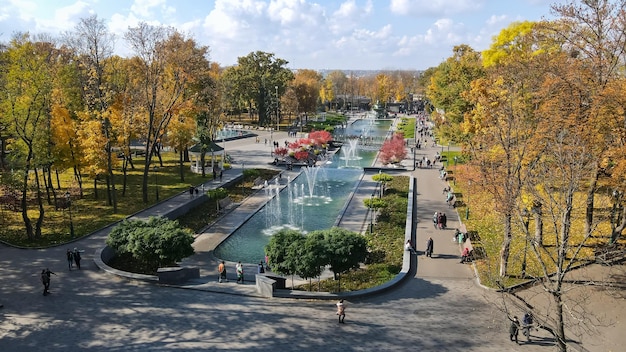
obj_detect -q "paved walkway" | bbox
[0,121,614,351]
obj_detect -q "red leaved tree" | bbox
[294,150,310,161]
[379,133,407,165]
[274,147,288,158]
[309,130,332,146]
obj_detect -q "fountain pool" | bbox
[213,118,390,263]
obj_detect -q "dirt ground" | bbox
[512,263,626,351]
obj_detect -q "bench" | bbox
[218,196,236,213]
[251,177,265,189]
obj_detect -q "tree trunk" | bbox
[200,152,206,178]
[499,212,512,277]
[533,201,543,245]
[121,158,128,197]
[42,166,51,205]
[554,290,567,352]
[21,161,34,240]
[179,148,185,182]
[584,170,598,238]
[33,167,44,238]
[609,204,626,244]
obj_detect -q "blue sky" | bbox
[0,0,557,70]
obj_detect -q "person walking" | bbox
[522,312,534,341]
[336,300,346,323]
[41,269,50,296]
[66,249,74,270]
[509,316,520,344]
[73,248,82,270]
[218,261,226,283]
[426,237,434,258]
[257,261,265,274]
[236,261,244,284]
[41,268,55,295]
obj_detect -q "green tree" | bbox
[323,227,368,292]
[372,172,394,197]
[106,216,195,272]
[297,230,328,290]
[0,33,55,240]
[264,229,305,277]
[426,44,484,143]
[223,51,294,126]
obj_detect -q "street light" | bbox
[153,166,159,201]
[64,191,74,238]
[275,86,279,133]
[465,180,471,220]
[453,156,458,185]
[369,195,374,234]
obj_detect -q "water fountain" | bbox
[213,119,393,263]
[340,138,362,168]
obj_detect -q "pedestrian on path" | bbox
[509,316,520,344]
[41,268,55,295]
[336,300,346,323]
[405,240,417,254]
[236,261,244,284]
[73,248,82,269]
[218,261,226,283]
[426,237,434,257]
[257,261,265,273]
[66,249,74,270]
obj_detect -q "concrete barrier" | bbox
[256,275,276,298]
[157,267,200,284]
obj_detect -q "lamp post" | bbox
[369,195,374,234]
[453,156,458,185]
[64,191,74,238]
[275,85,279,133]
[465,180,471,220]
[521,208,530,279]
[153,166,159,201]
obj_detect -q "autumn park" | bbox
[1,1,626,351]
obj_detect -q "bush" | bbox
[106,217,195,273]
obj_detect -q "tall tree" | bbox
[0,33,55,240]
[550,0,626,241]
[124,23,211,203]
[64,15,119,211]
[292,69,321,116]
[466,21,548,277]
[427,44,484,143]
[223,51,293,126]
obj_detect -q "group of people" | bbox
[405,237,434,257]
[509,312,535,344]
[218,259,270,284]
[433,211,448,229]
[66,248,83,270]
[217,260,245,283]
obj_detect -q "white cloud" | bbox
[390,0,485,16]
[486,14,508,26]
[130,0,166,18]
[328,0,373,35]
